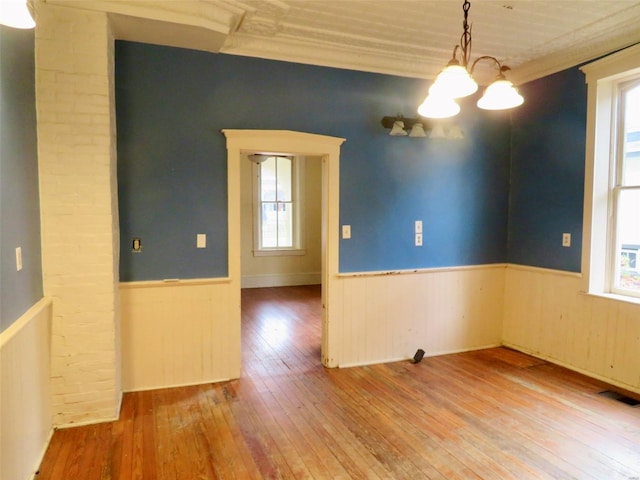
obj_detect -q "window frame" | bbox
[581,44,640,302]
[252,155,306,257]
[610,79,640,296]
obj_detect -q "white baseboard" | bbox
[338,344,503,369]
[241,272,321,289]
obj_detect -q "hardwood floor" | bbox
[37,285,640,479]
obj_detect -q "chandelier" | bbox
[418,0,524,119]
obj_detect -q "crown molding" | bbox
[41,0,243,52]
[43,0,242,33]
[221,33,443,80]
[509,5,640,85]
[581,42,640,83]
[38,0,640,86]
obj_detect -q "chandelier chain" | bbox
[460,0,473,67]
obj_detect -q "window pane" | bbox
[261,157,277,202]
[276,157,292,202]
[261,202,278,247]
[622,84,640,186]
[256,156,297,251]
[614,188,640,293]
[277,203,293,247]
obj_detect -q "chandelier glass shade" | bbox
[417,93,460,119]
[429,63,478,99]
[476,77,524,110]
[419,0,523,119]
[0,0,35,29]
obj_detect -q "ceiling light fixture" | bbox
[418,0,523,119]
[0,0,35,29]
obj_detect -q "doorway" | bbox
[239,151,323,369]
[223,130,345,368]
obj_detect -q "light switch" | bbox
[415,220,423,234]
[197,234,207,248]
[16,247,23,271]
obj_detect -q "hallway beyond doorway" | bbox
[241,285,323,377]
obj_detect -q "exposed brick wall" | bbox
[35,4,120,426]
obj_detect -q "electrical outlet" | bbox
[562,233,571,247]
[197,234,207,248]
[16,247,22,271]
[342,225,351,239]
[415,233,423,246]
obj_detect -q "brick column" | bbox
[35,4,120,426]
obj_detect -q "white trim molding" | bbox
[223,129,345,368]
[580,43,640,297]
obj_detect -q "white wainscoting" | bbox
[0,298,53,480]
[330,265,506,367]
[119,264,640,394]
[503,265,640,394]
[120,279,240,392]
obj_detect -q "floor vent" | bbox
[598,390,640,407]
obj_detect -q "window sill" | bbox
[580,291,640,306]
[253,249,307,257]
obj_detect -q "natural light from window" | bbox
[582,44,640,301]
[258,156,295,250]
[613,83,640,295]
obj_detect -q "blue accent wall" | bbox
[0,26,43,332]
[116,41,512,280]
[508,68,587,272]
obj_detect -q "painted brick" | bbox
[35,3,120,427]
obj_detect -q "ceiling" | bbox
[47,0,640,85]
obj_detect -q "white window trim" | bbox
[252,155,306,256]
[581,43,640,302]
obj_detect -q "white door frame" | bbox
[223,130,345,368]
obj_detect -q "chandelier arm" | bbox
[450,44,460,63]
[469,55,503,75]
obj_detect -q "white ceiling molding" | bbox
[508,4,640,84]
[221,32,448,79]
[109,13,230,53]
[40,0,640,84]
[42,0,245,52]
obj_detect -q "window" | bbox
[253,155,305,256]
[582,44,640,300]
[612,82,640,295]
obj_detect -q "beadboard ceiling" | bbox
[47,0,640,84]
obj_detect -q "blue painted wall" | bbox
[116,41,511,280]
[0,26,43,332]
[508,68,587,272]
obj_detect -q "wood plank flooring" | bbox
[36,285,640,479]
